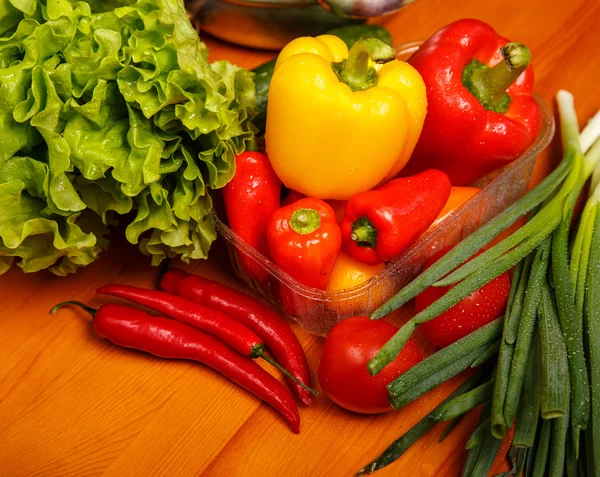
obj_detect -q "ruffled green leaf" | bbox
[0,0,256,275]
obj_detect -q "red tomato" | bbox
[318,316,422,414]
[416,247,511,348]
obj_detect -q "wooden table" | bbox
[2,1,599,476]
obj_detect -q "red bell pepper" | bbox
[267,198,341,289]
[341,169,451,265]
[401,19,541,186]
[223,151,281,282]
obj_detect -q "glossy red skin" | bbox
[341,169,451,265]
[416,247,512,348]
[267,197,342,289]
[161,269,313,406]
[318,317,422,414]
[223,151,281,282]
[401,19,541,186]
[97,285,264,357]
[91,303,300,433]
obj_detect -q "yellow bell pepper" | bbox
[326,251,392,315]
[266,35,427,200]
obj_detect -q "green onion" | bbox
[549,412,570,477]
[356,369,487,475]
[388,342,490,410]
[532,419,552,477]
[471,339,501,368]
[387,319,502,408]
[586,204,600,476]
[568,435,580,477]
[462,411,487,477]
[432,379,494,421]
[538,281,570,419]
[506,253,535,345]
[492,255,532,438]
[438,415,465,442]
[552,218,590,433]
[503,238,550,426]
[513,330,541,448]
[466,415,492,450]
[466,425,503,477]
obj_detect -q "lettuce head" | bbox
[0,0,256,275]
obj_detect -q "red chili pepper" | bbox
[161,269,314,406]
[340,169,451,265]
[96,285,316,396]
[51,301,300,433]
[401,19,541,186]
[267,197,342,290]
[223,151,281,282]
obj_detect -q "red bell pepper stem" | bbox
[351,217,378,248]
[161,269,314,406]
[51,301,301,433]
[333,38,396,92]
[463,42,532,113]
[96,285,317,396]
[290,208,321,235]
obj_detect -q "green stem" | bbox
[356,368,487,476]
[50,300,96,317]
[351,217,378,247]
[586,205,600,477]
[463,42,531,113]
[253,347,319,396]
[502,238,550,425]
[538,281,570,419]
[332,38,396,92]
[290,208,321,235]
[581,110,600,154]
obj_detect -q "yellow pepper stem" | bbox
[290,208,321,235]
[351,217,378,247]
[332,38,397,92]
[462,42,531,114]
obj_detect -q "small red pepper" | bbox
[223,151,281,282]
[96,284,316,396]
[341,169,451,265]
[161,269,314,406]
[267,198,342,289]
[51,301,300,433]
[401,19,541,186]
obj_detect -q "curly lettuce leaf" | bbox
[0,0,257,275]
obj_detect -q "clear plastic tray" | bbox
[214,42,556,336]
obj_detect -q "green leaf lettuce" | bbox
[0,0,256,275]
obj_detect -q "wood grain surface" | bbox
[2,1,600,476]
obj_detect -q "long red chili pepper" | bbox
[161,269,314,406]
[96,285,316,396]
[51,301,300,433]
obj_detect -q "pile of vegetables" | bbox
[0,0,256,275]
[226,16,600,476]
[357,93,600,475]
[222,19,543,325]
